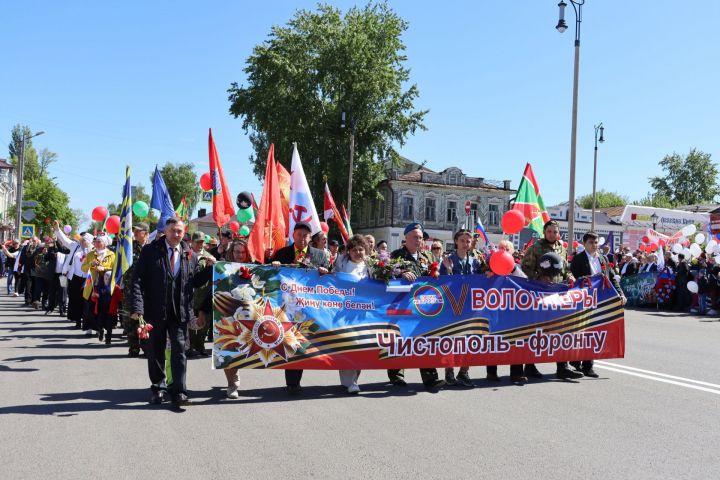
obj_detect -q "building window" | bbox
[448,173,457,185]
[446,201,457,222]
[470,202,479,225]
[377,198,385,223]
[401,196,414,220]
[488,204,500,226]
[425,198,436,222]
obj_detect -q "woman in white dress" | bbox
[332,234,370,394]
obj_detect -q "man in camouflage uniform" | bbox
[123,222,149,357]
[189,231,214,356]
[520,221,582,380]
[521,220,575,284]
[388,223,446,391]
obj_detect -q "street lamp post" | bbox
[590,123,605,232]
[651,212,658,231]
[15,130,45,239]
[556,0,585,251]
[341,111,355,221]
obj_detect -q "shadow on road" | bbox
[0,388,158,415]
[0,364,39,372]
[3,354,131,362]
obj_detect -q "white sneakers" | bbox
[347,384,361,394]
[227,384,239,399]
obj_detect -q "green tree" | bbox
[648,149,719,206]
[577,190,629,209]
[149,162,200,217]
[7,124,77,235]
[8,125,40,181]
[24,176,77,237]
[228,2,427,208]
[632,193,674,209]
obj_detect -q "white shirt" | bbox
[585,250,602,275]
[335,256,369,280]
[166,241,180,277]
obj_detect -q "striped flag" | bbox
[110,166,133,294]
[512,163,550,237]
[175,195,188,220]
[341,204,353,237]
[323,183,350,243]
[474,218,490,245]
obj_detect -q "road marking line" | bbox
[595,361,720,389]
[594,364,720,395]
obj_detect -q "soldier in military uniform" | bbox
[388,223,446,391]
[520,220,582,380]
[189,231,214,356]
[123,222,149,357]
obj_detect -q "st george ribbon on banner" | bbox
[212,263,625,370]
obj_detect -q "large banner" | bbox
[212,263,625,370]
[619,272,659,307]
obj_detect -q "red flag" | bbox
[324,183,350,243]
[276,161,291,237]
[248,144,287,263]
[208,128,235,228]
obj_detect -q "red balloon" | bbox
[200,172,212,191]
[639,244,646,252]
[501,210,525,234]
[91,206,108,222]
[659,239,666,247]
[105,215,121,234]
[573,240,579,249]
[228,220,240,233]
[563,241,568,248]
[319,222,329,234]
[489,250,515,276]
[649,243,659,252]
[642,235,650,244]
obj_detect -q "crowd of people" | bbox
[1,217,641,407]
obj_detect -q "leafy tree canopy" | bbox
[228,1,427,207]
[578,190,629,209]
[648,149,719,206]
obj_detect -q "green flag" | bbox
[512,163,550,237]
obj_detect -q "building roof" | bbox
[0,158,14,169]
[674,204,719,214]
[387,158,514,192]
[598,206,626,218]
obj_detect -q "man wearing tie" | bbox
[131,218,199,406]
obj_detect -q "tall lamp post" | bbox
[340,111,356,221]
[15,130,45,239]
[590,122,605,232]
[651,212,658,231]
[556,0,585,250]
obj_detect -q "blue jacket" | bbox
[439,252,484,275]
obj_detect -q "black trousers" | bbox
[486,365,524,377]
[286,370,303,387]
[67,275,86,322]
[146,315,188,395]
[387,368,439,385]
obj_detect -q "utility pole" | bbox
[15,130,44,239]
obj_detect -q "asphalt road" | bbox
[2,286,720,480]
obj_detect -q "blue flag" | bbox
[151,166,176,232]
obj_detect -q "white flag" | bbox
[288,143,322,236]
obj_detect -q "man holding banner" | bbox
[388,223,446,391]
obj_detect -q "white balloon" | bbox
[695,233,706,245]
[682,224,697,237]
[682,248,692,258]
[687,281,699,293]
[706,240,717,253]
[598,237,606,246]
[715,254,720,264]
[671,243,683,254]
[690,243,702,258]
[715,244,720,255]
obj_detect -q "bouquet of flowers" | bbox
[137,315,154,340]
[366,255,416,283]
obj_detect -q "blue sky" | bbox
[2,1,719,225]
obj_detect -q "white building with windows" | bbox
[353,158,515,251]
[0,159,16,241]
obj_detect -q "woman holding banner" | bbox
[332,234,370,394]
[440,229,485,388]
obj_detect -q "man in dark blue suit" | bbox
[131,218,201,406]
